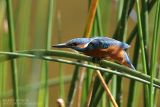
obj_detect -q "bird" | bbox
[52,37,135,70]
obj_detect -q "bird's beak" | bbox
[52,43,68,48]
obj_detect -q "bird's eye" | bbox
[69,43,78,46]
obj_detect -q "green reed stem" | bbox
[127,0,156,44]
[67,65,79,107]
[46,0,54,50]
[40,0,54,107]
[6,0,19,107]
[96,4,103,35]
[150,1,160,107]
[135,0,149,106]
[0,50,160,89]
[141,0,149,73]
[57,10,65,98]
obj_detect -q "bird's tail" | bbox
[123,51,135,70]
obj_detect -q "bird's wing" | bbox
[92,37,130,49]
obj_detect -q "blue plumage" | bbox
[52,36,135,70]
[53,37,130,51]
[82,37,129,51]
[91,37,130,49]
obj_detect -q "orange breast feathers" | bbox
[83,45,130,67]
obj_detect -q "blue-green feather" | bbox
[85,37,130,51]
[93,37,130,49]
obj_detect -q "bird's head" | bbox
[52,38,93,52]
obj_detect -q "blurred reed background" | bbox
[0,0,160,107]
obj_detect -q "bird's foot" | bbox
[92,57,101,63]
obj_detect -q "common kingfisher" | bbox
[52,37,135,70]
